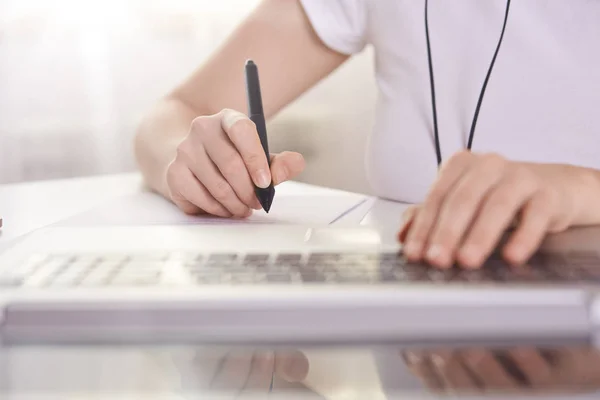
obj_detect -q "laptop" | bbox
[0,223,599,347]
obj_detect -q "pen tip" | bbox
[255,185,274,213]
[246,59,255,66]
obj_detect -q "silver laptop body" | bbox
[0,224,598,347]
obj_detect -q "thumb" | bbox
[269,151,306,185]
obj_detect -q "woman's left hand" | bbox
[399,151,599,269]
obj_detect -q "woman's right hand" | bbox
[166,109,305,218]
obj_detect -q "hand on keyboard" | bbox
[398,152,600,270]
[402,346,600,393]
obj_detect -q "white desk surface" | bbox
[0,174,143,249]
[0,173,409,251]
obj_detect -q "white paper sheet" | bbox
[58,191,368,227]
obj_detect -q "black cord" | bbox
[424,0,442,166]
[425,0,512,165]
[468,0,512,149]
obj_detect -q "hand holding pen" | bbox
[165,61,305,218]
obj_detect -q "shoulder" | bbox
[299,0,376,55]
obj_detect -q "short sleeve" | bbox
[299,0,369,55]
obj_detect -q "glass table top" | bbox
[2,343,600,399]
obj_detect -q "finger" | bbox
[401,351,444,391]
[187,147,252,218]
[460,349,518,389]
[502,189,556,265]
[425,154,507,268]
[274,350,309,383]
[398,206,419,244]
[403,151,474,262]
[505,348,552,387]
[203,126,262,210]
[269,152,306,185]
[221,109,271,189]
[456,170,538,269]
[240,352,276,393]
[167,161,232,218]
[429,350,479,391]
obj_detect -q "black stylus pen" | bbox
[245,59,275,213]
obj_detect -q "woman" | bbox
[134,0,600,269]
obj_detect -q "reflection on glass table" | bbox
[2,344,600,399]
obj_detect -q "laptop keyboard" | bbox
[1,251,599,288]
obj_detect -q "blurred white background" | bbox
[0,0,377,194]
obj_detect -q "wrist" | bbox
[567,166,600,227]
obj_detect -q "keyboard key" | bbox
[121,262,164,272]
[454,269,495,283]
[266,273,292,283]
[380,252,403,261]
[94,261,124,272]
[427,268,457,283]
[98,254,129,263]
[380,268,425,282]
[168,252,203,263]
[299,269,324,282]
[379,255,408,268]
[206,254,239,268]
[276,253,304,263]
[23,259,70,287]
[50,271,85,287]
[244,254,271,264]
[565,251,600,263]
[208,253,238,262]
[79,263,120,287]
[17,254,47,274]
[72,255,101,264]
[494,266,547,283]
[308,252,340,261]
[574,263,600,280]
[0,255,46,282]
[111,272,161,286]
[194,272,226,284]
[544,264,588,282]
[80,273,112,286]
[129,253,169,262]
[230,273,257,284]
[338,253,378,263]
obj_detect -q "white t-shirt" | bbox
[300,0,600,203]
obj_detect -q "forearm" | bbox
[134,96,198,198]
[134,0,347,201]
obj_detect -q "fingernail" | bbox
[507,244,527,264]
[255,169,271,188]
[402,352,424,365]
[221,110,247,131]
[430,354,446,368]
[460,245,482,268]
[403,241,422,257]
[427,244,449,266]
